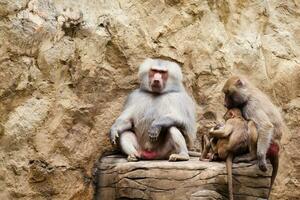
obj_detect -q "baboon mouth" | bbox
[151,83,161,87]
[151,84,162,92]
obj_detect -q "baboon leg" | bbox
[200,135,211,161]
[168,127,189,161]
[120,131,140,162]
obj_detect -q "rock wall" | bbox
[0,0,299,199]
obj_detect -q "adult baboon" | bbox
[110,58,196,162]
[223,76,285,197]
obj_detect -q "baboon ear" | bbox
[224,110,234,119]
[229,111,234,118]
[235,79,244,87]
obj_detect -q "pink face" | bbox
[148,67,168,93]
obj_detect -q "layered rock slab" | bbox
[96,155,272,200]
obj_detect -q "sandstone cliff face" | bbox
[0,0,299,199]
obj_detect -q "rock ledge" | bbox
[96,155,272,200]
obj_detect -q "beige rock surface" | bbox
[0,0,299,199]
[97,155,272,200]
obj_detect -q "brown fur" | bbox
[223,76,285,197]
[200,108,257,200]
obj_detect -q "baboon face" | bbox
[223,108,242,120]
[138,58,183,94]
[148,68,168,93]
[222,76,248,109]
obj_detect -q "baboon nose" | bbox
[154,80,160,84]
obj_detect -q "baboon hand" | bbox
[109,127,119,145]
[210,123,224,132]
[208,127,217,136]
[148,124,161,142]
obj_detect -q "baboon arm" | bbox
[111,107,134,133]
[249,109,273,132]
[251,110,274,140]
[209,124,233,138]
[110,107,135,144]
[112,118,132,133]
[252,110,274,161]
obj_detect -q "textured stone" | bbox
[96,155,271,200]
[0,0,299,199]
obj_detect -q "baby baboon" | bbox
[200,108,257,200]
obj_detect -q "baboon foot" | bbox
[127,154,139,162]
[169,153,189,162]
[199,158,210,162]
[258,159,268,172]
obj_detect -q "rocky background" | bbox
[0,0,299,199]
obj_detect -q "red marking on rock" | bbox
[267,143,279,157]
[141,150,158,159]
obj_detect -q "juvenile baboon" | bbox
[110,58,196,162]
[200,108,257,200]
[223,75,285,197]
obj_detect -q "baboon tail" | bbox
[226,153,234,200]
[268,154,279,198]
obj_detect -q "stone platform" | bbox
[95,155,272,200]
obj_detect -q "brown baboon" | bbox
[223,75,285,197]
[200,108,257,200]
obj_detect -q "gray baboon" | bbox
[110,58,196,162]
